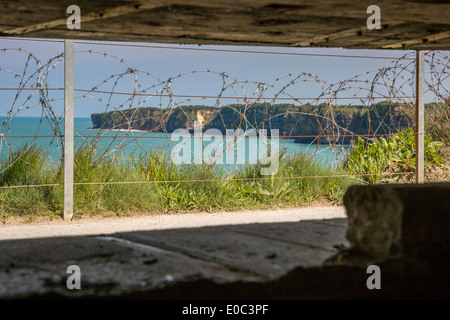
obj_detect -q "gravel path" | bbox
[0,206,346,240]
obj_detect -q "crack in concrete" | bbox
[95,235,269,281]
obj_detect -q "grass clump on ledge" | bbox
[0,142,353,220]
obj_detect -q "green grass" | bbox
[0,142,353,219]
[342,129,445,184]
[426,102,450,147]
[0,144,58,217]
[3,128,444,220]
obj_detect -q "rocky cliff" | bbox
[91,103,412,144]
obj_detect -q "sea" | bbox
[0,117,346,171]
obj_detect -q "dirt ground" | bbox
[0,197,339,226]
[396,162,450,184]
[0,206,346,240]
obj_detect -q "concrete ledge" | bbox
[2,184,449,299]
[343,183,450,265]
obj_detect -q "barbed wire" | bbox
[0,172,412,190]
[0,43,449,187]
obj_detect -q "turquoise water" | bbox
[0,117,345,170]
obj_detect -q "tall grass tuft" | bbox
[0,144,57,215]
[237,151,354,205]
[69,143,158,214]
[0,142,353,219]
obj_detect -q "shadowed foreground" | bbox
[0,183,448,299]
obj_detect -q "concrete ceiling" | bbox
[1,0,450,50]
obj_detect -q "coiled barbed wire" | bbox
[0,47,448,180]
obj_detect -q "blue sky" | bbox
[0,37,427,118]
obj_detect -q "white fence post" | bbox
[415,51,425,184]
[64,39,74,220]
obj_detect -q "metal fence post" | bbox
[415,50,425,184]
[64,39,74,220]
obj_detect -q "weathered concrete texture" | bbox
[1,182,449,299]
[343,183,450,266]
[0,1,449,50]
[120,257,447,299]
[0,235,260,298]
[0,219,348,299]
[113,220,348,279]
[344,186,403,260]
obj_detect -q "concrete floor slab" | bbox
[113,222,344,279]
[0,234,261,298]
[0,211,349,298]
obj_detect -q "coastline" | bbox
[88,127,148,133]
